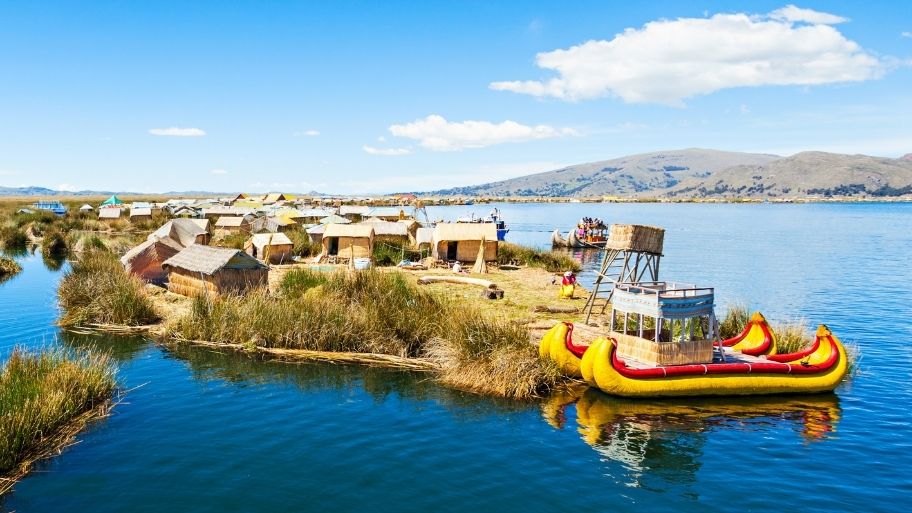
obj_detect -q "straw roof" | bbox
[130,207,152,217]
[263,193,287,204]
[98,208,121,219]
[121,237,183,269]
[79,204,94,211]
[150,219,210,247]
[202,206,254,217]
[215,216,249,227]
[298,208,334,218]
[366,207,406,218]
[162,245,267,275]
[324,223,374,239]
[319,214,351,225]
[433,223,497,241]
[361,221,408,236]
[416,227,434,246]
[306,224,327,235]
[247,232,293,249]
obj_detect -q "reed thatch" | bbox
[121,237,183,284]
[162,245,268,296]
[245,232,294,264]
[613,331,713,366]
[129,207,152,221]
[605,224,665,255]
[98,208,121,220]
[432,223,498,262]
[322,224,374,258]
[150,219,211,247]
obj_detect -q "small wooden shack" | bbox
[245,232,294,264]
[215,216,251,235]
[121,237,183,284]
[162,245,268,296]
[129,207,153,222]
[150,219,211,247]
[322,224,374,259]
[98,208,122,221]
[432,223,498,262]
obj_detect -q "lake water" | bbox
[2,202,911,512]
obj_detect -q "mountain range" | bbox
[430,148,912,199]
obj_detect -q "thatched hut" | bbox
[162,245,268,297]
[322,224,374,259]
[98,208,122,221]
[360,220,410,245]
[339,205,369,221]
[215,216,251,235]
[365,207,408,221]
[121,237,183,284]
[79,204,94,212]
[245,232,294,264]
[129,207,153,222]
[415,227,434,252]
[306,224,326,244]
[432,223,498,262]
[150,219,211,247]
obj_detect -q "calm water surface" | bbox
[2,203,910,512]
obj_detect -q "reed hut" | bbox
[215,216,251,235]
[150,219,211,247]
[79,204,94,212]
[162,245,268,297]
[361,220,410,245]
[245,232,294,264]
[322,224,374,259]
[415,227,434,253]
[98,208,122,221]
[339,205,369,221]
[121,237,183,284]
[432,223,498,262]
[365,207,408,221]
[129,207,153,222]
[262,193,287,205]
[306,224,326,244]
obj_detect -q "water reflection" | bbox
[58,330,150,362]
[543,388,841,489]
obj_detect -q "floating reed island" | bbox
[0,348,117,495]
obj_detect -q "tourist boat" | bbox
[551,222,608,248]
[455,208,508,241]
[539,281,849,397]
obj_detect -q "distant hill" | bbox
[428,148,912,199]
[667,151,912,198]
[429,148,779,197]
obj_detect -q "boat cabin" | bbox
[609,281,717,366]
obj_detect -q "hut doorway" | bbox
[328,237,339,256]
[446,241,458,260]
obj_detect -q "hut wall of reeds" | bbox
[432,223,498,262]
[245,232,294,264]
[321,224,374,259]
[120,237,183,284]
[162,245,268,296]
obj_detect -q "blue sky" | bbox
[0,1,910,193]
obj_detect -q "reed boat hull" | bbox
[551,229,608,248]
[538,322,587,378]
[722,311,777,356]
[580,325,848,398]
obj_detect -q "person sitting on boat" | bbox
[559,271,577,299]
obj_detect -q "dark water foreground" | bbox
[1,203,910,512]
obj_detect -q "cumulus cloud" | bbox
[148,127,206,137]
[902,32,912,38]
[362,145,411,156]
[210,169,228,175]
[388,114,577,151]
[56,183,79,192]
[294,129,320,137]
[490,6,883,106]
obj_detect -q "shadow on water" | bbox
[157,340,535,416]
[542,388,841,491]
[57,330,151,363]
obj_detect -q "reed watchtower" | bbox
[583,224,665,323]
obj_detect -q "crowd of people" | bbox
[576,217,607,240]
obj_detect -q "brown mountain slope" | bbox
[666,152,912,198]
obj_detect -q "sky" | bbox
[0,1,910,194]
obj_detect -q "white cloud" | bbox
[388,114,578,151]
[362,145,411,156]
[210,169,228,175]
[490,6,883,106]
[148,127,206,137]
[294,129,320,137]
[56,183,78,192]
[769,5,848,25]
[377,136,386,142]
[902,32,912,38]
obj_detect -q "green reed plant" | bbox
[0,348,116,491]
[497,242,581,273]
[57,250,158,327]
